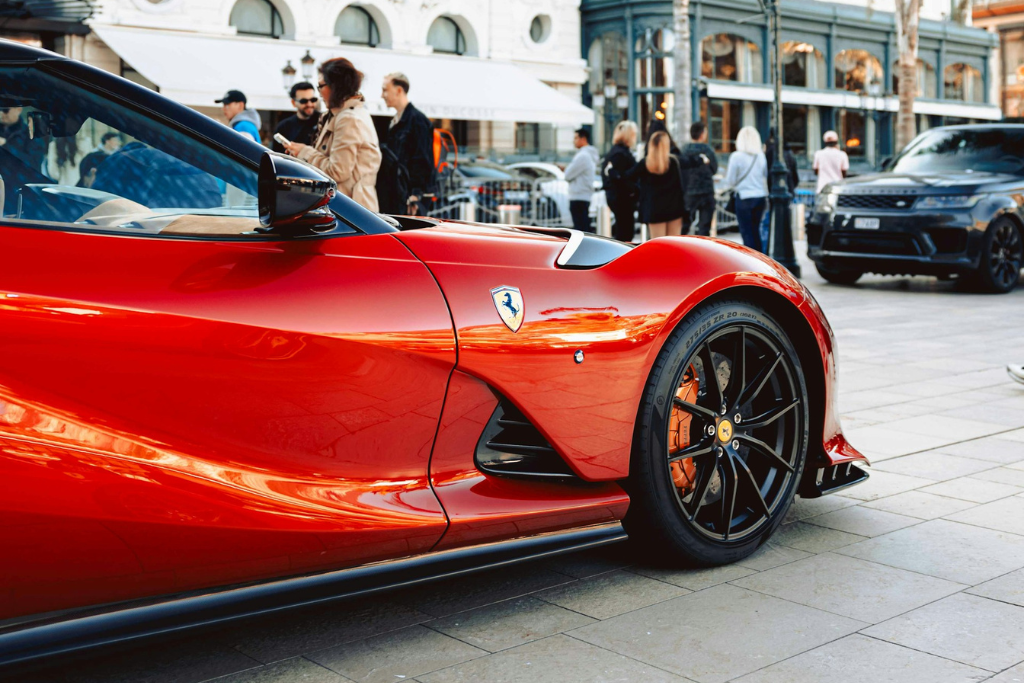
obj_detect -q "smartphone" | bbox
[274,133,290,147]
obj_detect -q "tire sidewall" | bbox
[979,218,1022,294]
[632,299,810,565]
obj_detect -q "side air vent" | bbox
[475,395,577,480]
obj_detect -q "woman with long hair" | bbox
[724,125,768,252]
[629,130,709,238]
[601,120,639,242]
[283,57,381,212]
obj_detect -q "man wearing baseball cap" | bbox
[812,130,849,194]
[215,90,262,144]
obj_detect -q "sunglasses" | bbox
[296,97,318,105]
[317,82,327,90]
[0,108,10,114]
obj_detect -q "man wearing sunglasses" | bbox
[272,82,321,154]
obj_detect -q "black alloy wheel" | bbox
[978,218,1023,294]
[625,300,809,566]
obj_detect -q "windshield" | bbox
[891,128,1024,175]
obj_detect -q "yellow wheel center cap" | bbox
[717,419,734,443]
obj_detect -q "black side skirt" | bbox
[0,523,627,667]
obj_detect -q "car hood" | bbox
[834,171,1021,194]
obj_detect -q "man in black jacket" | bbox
[381,72,437,215]
[681,121,719,236]
[272,82,321,153]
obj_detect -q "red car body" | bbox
[0,39,866,665]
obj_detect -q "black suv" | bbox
[807,125,1024,293]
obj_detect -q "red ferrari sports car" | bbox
[0,40,867,665]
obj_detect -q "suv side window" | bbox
[0,65,261,237]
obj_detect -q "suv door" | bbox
[0,62,454,620]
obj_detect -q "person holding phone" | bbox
[273,82,321,154]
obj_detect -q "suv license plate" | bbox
[854,217,880,230]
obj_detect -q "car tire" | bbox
[976,218,1023,294]
[815,264,862,285]
[623,299,810,566]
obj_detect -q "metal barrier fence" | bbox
[428,177,570,228]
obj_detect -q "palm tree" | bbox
[673,0,693,142]
[894,0,922,152]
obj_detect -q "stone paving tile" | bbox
[969,468,1024,489]
[537,544,634,579]
[731,634,990,683]
[936,404,1024,428]
[772,521,868,553]
[838,389,921,413]
[206,658,349,683]
[946,496,1024,536]
[803,506,920,537]
[999,429,1024,443]
[862,491,978,520]
[231,598,431,664]
[923,437,1024,465]
[534,569,689,620]
[628,563,757,591]
[731,552,965,624]
[782,494,860,524]
[871,453,998,481]
[568,584,866,683]
[307,625,485,683]
[987,662,1024,683]
[416,634,693,683]
[840,425,951,459]
[735,542,812,571]
[881,416,1008,442]
[835,519,1024,585]
[966,568,1024,608]
[863,593,1024,673]
[839,469,936,501]
[920,477,1024,503]
[395,564,573,619]
[29,634,262,683]
[426,596,596,653]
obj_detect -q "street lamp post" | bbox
[763,0,801,277]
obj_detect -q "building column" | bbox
[692,1,703,128]
[626,6,636,124]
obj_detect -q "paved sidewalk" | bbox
[29,248,1024,683]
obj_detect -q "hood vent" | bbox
[475,394,577,480]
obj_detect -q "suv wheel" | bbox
[815,264,862,285]
[977,218,1022,294]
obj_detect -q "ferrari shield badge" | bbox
[490,286,524,333]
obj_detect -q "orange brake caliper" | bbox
[669,365,700,494]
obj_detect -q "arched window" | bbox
[336,5,379,46]
[782,42,826,89]
[428,16,465,55]
[701,34,763,83]
[892,59,936,98]
[229,0,283,38]
[944,63,983,102]
[834,49,884,94]
[635,28,673,90]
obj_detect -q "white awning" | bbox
[90,24,594,125]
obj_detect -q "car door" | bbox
[0,61,454,620]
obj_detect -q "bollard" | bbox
[596,205,612,238]
[792,203,805,241]
[498,204,522,225]
[458,201,476,223]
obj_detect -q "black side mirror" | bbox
[257,152,337,236]
[880,156,893,172]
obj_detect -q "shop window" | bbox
[944,63,983,102]
[782,42,825,89]
[834,49,883,94]
[892,59,936,98]
[515,123,540,154]
[229,0,284,38]
[336,6,379,47]
[428,16,466,55]
[638,93,674,142]
[782,104,808,159]
[636,27,673,90]
[837,108,876,163]
[700,98,743,154]
[701,33,763,83]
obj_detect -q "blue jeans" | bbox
[735,196,767,253]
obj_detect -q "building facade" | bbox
[582,0,1000,168]
[973,0,1024,120]
[54,0,592,159]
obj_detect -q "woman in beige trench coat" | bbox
[284,57,381,212]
